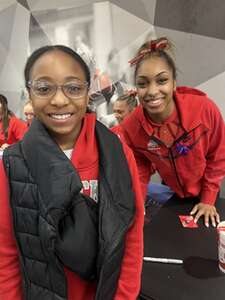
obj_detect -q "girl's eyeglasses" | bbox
[27,80,89,100]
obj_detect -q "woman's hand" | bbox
[190,203,220,227]
[0,143,9,150]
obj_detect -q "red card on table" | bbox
[179,215,199,228]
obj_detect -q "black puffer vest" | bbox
[3,118,135,300]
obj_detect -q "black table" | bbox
[140,197,225,300]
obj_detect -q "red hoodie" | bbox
[0,116,27,147]
[119,87,225,205]
[0,113,144,300]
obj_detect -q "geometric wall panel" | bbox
[0,0,16,10]
[0,2,30,114]
[0,0,224,121]
[29,14,52,53]
[155,27,225,87]
[197,71,225,119]
[0,4,17,63]
[17,0,29,10]
[110,0,156,24]
[155,0,225,40]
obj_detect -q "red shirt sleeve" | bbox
[114,143,144,300]
[0,160,23,300]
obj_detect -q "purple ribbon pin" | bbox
[176,142,190,155]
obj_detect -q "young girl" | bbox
[0,45,144,300]
[0,94,27,150]
[119,37,225,227]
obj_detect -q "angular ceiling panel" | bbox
[29,14,52,53]
[0,4,17,51]
[155,26,225,87]
[154,0,225,40]
[197,71,225,120]
[0,0,16,11]
[0,3,30,114]
[110,0,156,24]
[0,3,18,74]
[110,3,152,49]
[26,0,95,11]
[17,0,30,10]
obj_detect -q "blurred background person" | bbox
[113,90,138,124]
[90,69,118,128]
[0,94,27,151]
[23,100,34,127]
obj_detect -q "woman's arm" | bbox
[0,161,23,300]
[114,144,144,300]
[191,101,225,227]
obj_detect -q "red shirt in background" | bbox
[0,116,27,147]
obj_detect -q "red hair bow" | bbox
[129,37,169,66]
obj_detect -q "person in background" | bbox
[118,37,225,227]
[0,45,144,300]
[0,94,27,150]
[23,100,34,126]
[113,90,138,124]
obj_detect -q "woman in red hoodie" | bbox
[0,94,27,150]
[0,45,144,300]
[119,37,225,227]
